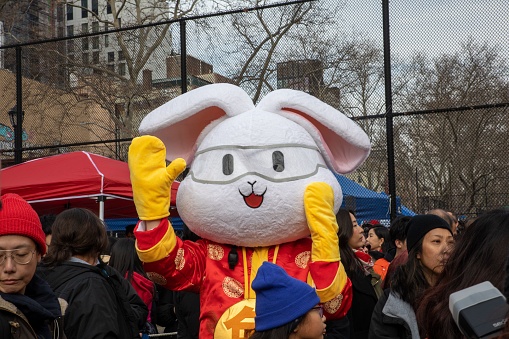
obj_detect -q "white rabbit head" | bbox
[139,84,370,247]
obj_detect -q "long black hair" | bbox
[336,208,364,277]
[390,237,429,310]
[108,238,148,282]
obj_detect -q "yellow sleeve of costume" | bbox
[304,182,347,302]
[135,219,177,263]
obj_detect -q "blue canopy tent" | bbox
[336,174,414,226]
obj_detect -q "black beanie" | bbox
[406,214,452,252]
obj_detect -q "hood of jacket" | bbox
[382,292,420,339]
[0,273,61,338]
[38,261,99,290]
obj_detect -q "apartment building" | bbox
[64,0,173,82]
[0,0,64,83]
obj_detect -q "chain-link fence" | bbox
[1,0,508,220]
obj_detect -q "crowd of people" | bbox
[0,192,508,338]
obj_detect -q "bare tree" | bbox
[200,0,340,102]
[397,39,509,214]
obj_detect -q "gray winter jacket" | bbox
[369,290,421,339]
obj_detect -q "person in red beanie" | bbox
[0,193,64,338]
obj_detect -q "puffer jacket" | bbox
[38,261,147,339]
[369,290,420,339]
[0,274,65,339]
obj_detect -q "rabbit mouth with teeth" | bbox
[239,183,266,209]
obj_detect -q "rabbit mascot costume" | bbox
[129,84,371,338]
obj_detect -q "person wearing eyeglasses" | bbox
[0,193,64,338]
[249,262,326,339]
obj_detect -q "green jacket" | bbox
[0,295,39,339]
[0,296,65,339]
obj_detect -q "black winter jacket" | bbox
[174,290,200,339]
[368,290,420,339]
[346,270,381,339]
[38,261,148,339]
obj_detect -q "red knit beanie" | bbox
[0,193,46,255]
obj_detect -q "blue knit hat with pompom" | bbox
[252,261,320,331]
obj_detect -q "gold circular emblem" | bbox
[214,299,256,339]
[324,293,343,314]
[146,272,167,286]
[222,276,244,298]
[295,251,311,269]
[208,244,224,261]
[175,248,185,270]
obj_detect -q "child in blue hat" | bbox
[250,261,326,339]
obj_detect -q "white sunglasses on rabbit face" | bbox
[188,144,328,185]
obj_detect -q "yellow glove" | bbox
[304,182,340,262]
[128,135,186,220]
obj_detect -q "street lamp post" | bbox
[8,105,24,164]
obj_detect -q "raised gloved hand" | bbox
[304,182,340,262]
[128,135,186,220]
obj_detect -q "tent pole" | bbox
[98,196,105,221]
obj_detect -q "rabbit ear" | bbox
[257,89,371,174]
[139,84,254,162]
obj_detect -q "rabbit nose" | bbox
[248,181,257,187]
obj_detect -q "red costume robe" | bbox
[136,219,352,339]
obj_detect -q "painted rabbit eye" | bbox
[222,154,234,175]
[272,151,284,172]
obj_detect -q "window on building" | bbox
[66,4,73,20]
[81,0,88,18]
[67,25,74,36]
[104,35,109,47]
[82,37,89,50]
[118,63,126,76]
[92,0,98,15]
[81,22,88,33]
[82,53,89,64]
[58,27,64,38]
[93,51,100,64]
[92,21,99,33]
[118,50,124,60]
[108,52,115,62]
[107,2,112,14]
[92,36,99,49]
[117,18,121,28]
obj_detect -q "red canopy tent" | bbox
[0,151,179,219]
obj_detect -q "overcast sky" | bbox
[338,0,509,58]
[177,0,509,79]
